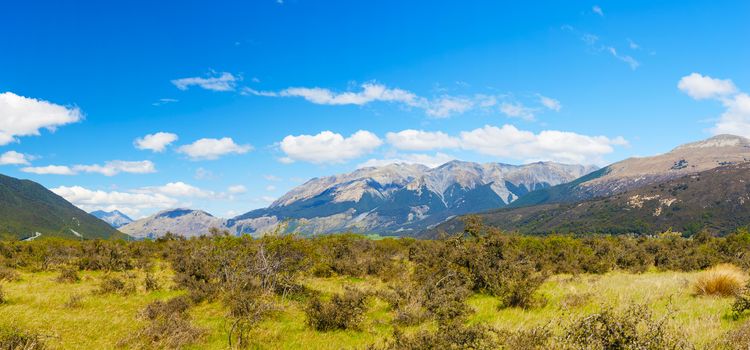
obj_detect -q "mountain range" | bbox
[118,161,596,238]
[0,174,124,240]
[430,134,750,236]
[90,210,133,228]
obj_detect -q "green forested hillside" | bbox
[0,173,123,240]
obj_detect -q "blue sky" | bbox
[1,0,748,218]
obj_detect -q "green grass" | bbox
[0,266,744,349]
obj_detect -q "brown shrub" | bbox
[55,267,80,283]
[558,305,692,350]
[694,264,748,297]
[0,284,5,304]
[372,321,502,350]
[143,272,160,291]
[96,276,135,295]
[0,325,46,350]
[0,267,20,282]
[498,325,553,350]
[723,319,750,349]
[119,296,204,349]
[305,288,368,331]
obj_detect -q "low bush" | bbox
[96,276,135,295]
[372,321,502,350]
[498,325,553,350]
[0,325,46,350]
[119,296,204,349]
[722,319,750,349]
[732,281,750,319]
[378,281,428,326]
[0,267,20,282]
[694,264,748,297]
[143,272,160,291]
[305,288,368,331]
[55,267,80,283]
[558,305,692,350]
[0,284,5,304]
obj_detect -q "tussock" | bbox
[693,263,748,297]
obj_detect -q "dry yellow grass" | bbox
[693,263,748,297]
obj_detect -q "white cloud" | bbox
[265,185,276,192]
[566,26,641,70]
[228,185,247,194]
[21,165,76,175]
[459,124,627,165]
[73,160,156,176]
[425,96,475,118]
[177,137,252,160]
[0,151,32,165]
[606,47,639,70]
[194,167,214,180]
[678,73,737,100]
[538,95,562,111]
[678,73,750,138]
[51,185,179,219]
[279,83,422,106]
[21,160,156,176]
[134,132,178,152]
[137,182,214,198]
[0,92,83,145]
[500,102,536,121]
[592,5,604,16]
[171,72,239,92]
[263,174,282,182]
[627,38,640,50]
[279,130,383,164]
[358,152,456,169]
[386,130,460,151]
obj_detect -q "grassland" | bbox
[0,264,744,349]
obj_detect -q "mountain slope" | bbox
[120,208,228,239]
[429,162,750,236]
[90,210,133,228]
[0,173,123,240]
[510,134,750,208]
[230,161,597,236]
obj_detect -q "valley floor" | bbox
[0,265,743,349]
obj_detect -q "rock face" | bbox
[119,209,228,239]
[90,210,133,228]
[429,162,750,237]
[0,173,122,240]
[231,161,597,236]
[511,134,750,207]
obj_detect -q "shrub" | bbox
[119,296,204,349]
[96,276,135,295]
[723,319,750,349]
[378,282,428,326]
[498,325,553,350]
[558,305,692,350]
[0,325,46,350]
[64,294,84,309]
[305,288,368,331]
[0,284,5,304]
[732,281,750,319]
[55,267,80,283]
[144,272,160,291]
[560,292,593,310]
[0,267,20,282]
[694,263,748,297]
[372,321,502,350]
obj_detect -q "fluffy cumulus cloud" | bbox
[678,73,737,100]
[0,92,82,145]
[52,181,220,218]
[21,160,156,176]
[51,186,179,219]
[177,137,252,160]
[0,151,32,165]
[279,130,383,164]
[171,72,239,92]
[358,152,456,169]
[134,132,178,152]
[678,73,750,138]
[459,125,627,164]
[386,130,460,151]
